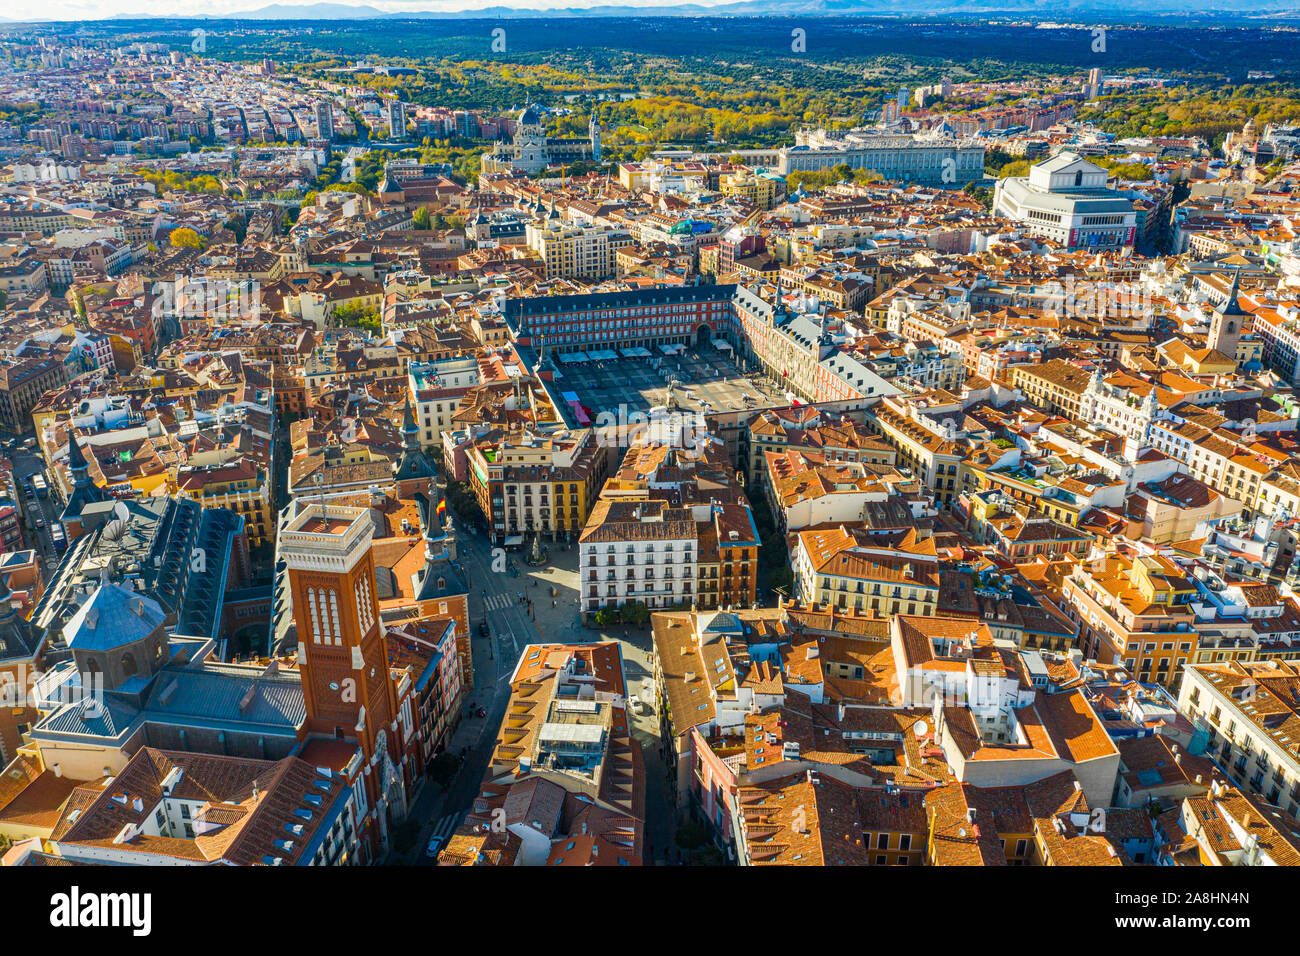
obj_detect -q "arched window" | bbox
[361,577,373,627]
[1074,170,1083,186]
[329,591,341,645]
[355,578,373,633]
[121,652,138,678]
[316,588,332,644]
[308,587,321,643]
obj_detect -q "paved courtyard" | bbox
[555,341,786,423]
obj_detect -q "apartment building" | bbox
[862,396,964,508]
[894,615,1120,806]
[3,746,363,865]
[467,427,608,543]
[1062,548,1198,689]
[1179,659,1300,820]
[176,459,274,549]
[795,525,941,616]
[965,492,1093,561]
[745,406,895,485]
[578,497,758,617]
[651,607,803,829]
[0,356,68,434]
[525,218,621,280]
[764,453,900,533]
[0,205,74,236]
[925,772,1132,866]
[1125,472,1243,546]
[1163,781,1300,865]
[0,573,43,771]
[719,169,781,210]
[1253,301,1300,386]
[1010,358,1094,419]
[0,257,48,298]
[695,503,760,613]
[408,357,480,449]
[1149,418,1273,518]
[580,499,697,615]
[444,642,645,866]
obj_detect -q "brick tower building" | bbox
[280,503,410,851]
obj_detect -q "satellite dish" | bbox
[914,720,929,738]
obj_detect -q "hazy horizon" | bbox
[9,0,1300,26]
[13,0,733,21]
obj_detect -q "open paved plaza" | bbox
[555,340,787,424]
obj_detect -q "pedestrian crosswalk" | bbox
[480,592,518,613]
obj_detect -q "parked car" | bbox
[426,835,445,859]
[478,621,490,638]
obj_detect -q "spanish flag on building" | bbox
[436,498,447,518]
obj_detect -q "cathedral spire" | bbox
[401,394,420,452]
[1225,267,1243,311]
[393,395,437,489]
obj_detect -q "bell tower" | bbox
[392,395,437,499]
[281,503,396,762]
[1207,269,1248,361]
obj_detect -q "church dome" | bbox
[518,104,542,127]
[63,583,167,652]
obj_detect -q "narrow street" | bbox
[4,443,65,577]
[399,527,544,865]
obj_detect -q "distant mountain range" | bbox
[232,2,387,16]
[216,0,1300,20]
[5,0,1298,24]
